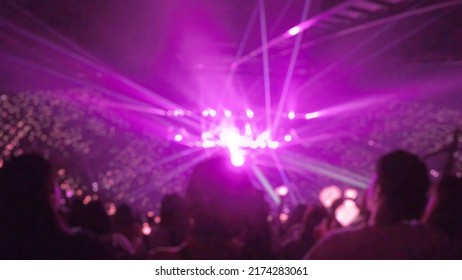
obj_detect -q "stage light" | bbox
[142,222,152,236]
[268,141,280,149]
[279,213,289,223]
[275,185,289,197]
[344,188,358,200]
[335,199,360,227]
[209,109,217,117]
[288,111,295,120]
[224,109,232,118]
[284,134,292,142]
[304,112,320,120]
[230,151,245,167]
[246,109,255,119]
[174,134,183,142]
[202,110,209,117]
[319,185,342,208]
[287,26,301,36]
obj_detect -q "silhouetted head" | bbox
[185,156,271,258]
[370,150,430,224]
[114,204,134,227]
[0,154,58,227]
[424,175,462,236]
[81,200,112,235]
[160,193,186,227]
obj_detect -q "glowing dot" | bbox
[276,185,289,197]
[209,109,217,117]
[284,134,292,142]
[57,169,66,176]
[430,169,439,178]
[202,110,209,117]
[245,109,254,119]
[83,195,92,205]
[288,111,295,120]
[142,223,152,236]
[174,134,183,142]
[319,185,342,208]
[154,216,161,224]
[147,211,154,218]
[335,199,360,227]
[230,152,245,167]
[65,190,73,198]
[76,189,83,196]
[268,141,280,149]
[288,26,301,36]
[107,203,116,216]
[344,188,358,200]
[224,110,232,118]
[304,112,320,120]
[279,213,289,223]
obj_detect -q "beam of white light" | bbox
[282,152,369,188]
[250,163,281,205]
[293,0,462,55]
[0,18,197,120]
[233,0,363,67]
[154,147,203,166]
[272,0,312,137]
[259,0,273,138]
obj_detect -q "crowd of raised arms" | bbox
[1,150,462,259]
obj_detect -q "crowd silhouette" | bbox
[0,150,461,259]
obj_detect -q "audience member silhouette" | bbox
[149,193,188,250]
[306,150,449,259]
[150,156,272,259]
[0,154,111,259]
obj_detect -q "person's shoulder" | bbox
[304,226,367,260]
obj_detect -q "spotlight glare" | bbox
[174,134,183,142]
[268,141,280,149]
[305,112,320,120]
[287,26,301,36]
[245,109,255,119]
[319,185,342,208]
[276,185,289,197]
[202,110,209,117]
[224,109,232,118]
[283,134,292,142]
[209,109,217,117]
[288,111,295,120]
[230,152,245,167]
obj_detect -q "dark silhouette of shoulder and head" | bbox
[306,150,448,259]
[0,154,111,259]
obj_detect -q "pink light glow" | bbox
[246,109,254,119]
[209,109,217,117]
[344,188,359,200]
[276,185,289,197]
[142,222,152,236]
[268,141,280,149]
[279,213,289,223]
[284,134,292,142]
[202,110,209,117]
[304,112,320,120]
[335,199,360,227]
[230,152,245,167]
[319,185,342,208]
[287,26,301,36]
[174,134,183,142]
[288,111,296,120]
[224,109,232,118]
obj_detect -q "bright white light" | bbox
[276,185,289,197]
[319,185,342,208]
[202,110,209,117]
[344,188,358,200]
[224,109,232,118]
[288,111,295,120]
[335,199,360,227]
[288,26,301,36]
[209,109,217,117]
[142,222,152,235]
[173,109,184,117]
[244,123,253,136]
[284,134,292,142]
[246,109,254,119]
[230,153,245,167]
[174,134,183,142]
[304,112,320,120]
[268,141,280,149]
